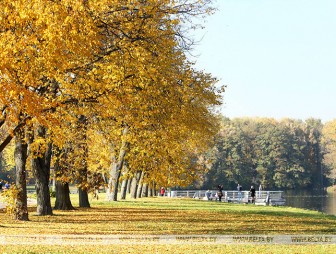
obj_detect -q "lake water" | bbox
[283,190,336,216]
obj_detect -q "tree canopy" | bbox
[0,0,222,217]
[202,117,332,190]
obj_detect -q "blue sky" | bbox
[192,0,336,123]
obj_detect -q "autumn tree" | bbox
[1,0,221,213]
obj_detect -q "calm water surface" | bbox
[284,190,336,216]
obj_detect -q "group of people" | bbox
[212,183,259,203]
[237,184,257,203]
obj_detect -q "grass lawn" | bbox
[0,194,335,253]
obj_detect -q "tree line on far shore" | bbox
[198,117,336,191]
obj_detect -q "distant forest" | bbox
[200,117,336,191]
[2,117,336,192]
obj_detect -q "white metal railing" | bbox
[169,190,200,198]
[169,190,284,202]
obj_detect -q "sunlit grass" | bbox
[1,195,335,253]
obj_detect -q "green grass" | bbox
[1,194,335,253]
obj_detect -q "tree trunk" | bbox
[142,183,148,197]
[107,161,122,201]
[152,182,157,196]
[14,132,28,221]
[136,171,144,198]
[130,171,142,199]
[79,188,90,208]
[76,115,91,208]
[127,178,132,194]
[120,177,128,200]
[106,126,129,201]
[53,147,74,210]
[120,163,129,200]
[30,126,53,216]
[33,159,53,216]
[54,181,74,210]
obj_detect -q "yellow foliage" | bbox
[0,185,19,216]
[0,0,222,186]
[1,140,15,171]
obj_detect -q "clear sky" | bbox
[192,0,336,123]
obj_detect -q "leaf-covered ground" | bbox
[1,196,335,235]
[0,196,335,253]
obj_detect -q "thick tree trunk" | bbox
[14,132,28,221]
[79,188,90,208]
[54,181,74,210]
[31,126,53,216]
[136,171,144,198]
[34,171,53,216]
[53,146,74,210]
[130,171,142,199]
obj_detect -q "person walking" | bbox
[206,190,212,201]
[237,184,242,201]
[160,187,165,197]
[250,186,256,204]
[217,185,223,202]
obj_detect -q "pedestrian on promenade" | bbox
[160,187,165,196]
[250,186,256,203]
[237,184,242,201]
[217,184,223,202]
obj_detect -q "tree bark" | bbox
[130,171,142,199]
[126,177,132,194]
[142,183,148,197]
[30,126,53,216]
[107,161,122,201]
[14,131,28,221]
[54,181,74,210]
[152,182,157,196]
[79,188,90,208]
[76,115,91,208]
[136,171,144,198]
[106,126,129,201]
[120,177,128,200]
[53,145,74,210]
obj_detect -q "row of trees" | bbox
[201,117,336,191]
[0,0,222,220]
